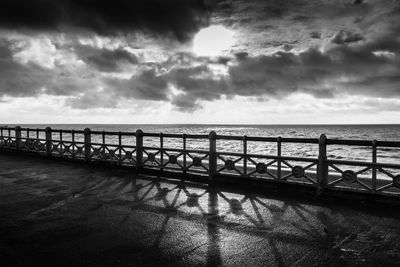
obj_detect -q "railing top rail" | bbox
[215,135,319,143]
[20,128,46,132]
[51,129,85,134]
[0,126,16,130]
[142,132,209,139]
[327,139,400,147]
[90,130,135,136]
[1,126,400,148]
[377,140,400,147]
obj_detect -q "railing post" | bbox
[118,131,122,164]
[45,127,52,157]
[317,134,328,194]
[84,128,91,162]
[15,126,21,151]
[183,134,187,174]
[135,129,143,171]
[102,131,106,156]
[59,130,63,157]
[277,136,282,179]
[372,139,377,192]
[243,135,247,176]
[160,133,164,171]
[71,130,76,159]
[209,131,217,181]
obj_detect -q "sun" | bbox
[192,25,234,57]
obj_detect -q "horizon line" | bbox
[3,123,400,126]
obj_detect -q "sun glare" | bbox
[192,25,234,57]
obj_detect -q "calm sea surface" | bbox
[13,124,400,165]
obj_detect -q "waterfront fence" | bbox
[1,126,400,197]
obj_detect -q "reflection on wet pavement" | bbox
[1,153,400,266]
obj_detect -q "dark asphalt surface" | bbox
[0,153,400,266]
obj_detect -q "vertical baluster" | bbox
[118,132,122,164]
[243,135,247,176]
[160,133,164,171]
[209,131,217,181]
[183,134,187,173]
[0,127,3,146]
[372,140,377,193]
[277,137,282,179]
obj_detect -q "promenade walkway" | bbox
[0,153,400,266]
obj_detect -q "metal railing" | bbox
[1,126,399,197]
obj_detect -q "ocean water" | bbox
[12,124,400,165]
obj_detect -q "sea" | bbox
[11,124,400,166]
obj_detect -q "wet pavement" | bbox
[0,153,400,266]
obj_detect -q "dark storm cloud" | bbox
[0,60,98,98]
[339,75,400,97]
[331,30,364,45]
[0,0,213,42]
[152,44,400,110]
[234,52,249,61]
[0,40,50,97]
[54,67,169,110]
[227,46,400,99]
[0,61,51,97]
[299,88,336,99]
[74,45,138,72]
[167,65,229,109]
[105,68,169,101]
[0,40,99,98]
[171,96,202,112]
[66,89,119,109]
[310,31,321,39]
[169,65,229,97]
[0,40,13,59]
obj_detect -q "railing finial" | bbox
[209,130,217,139]
[319,133,327,144]
[135,129,143,136]
[84,128,91,135]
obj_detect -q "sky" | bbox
[0,0,400,124]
